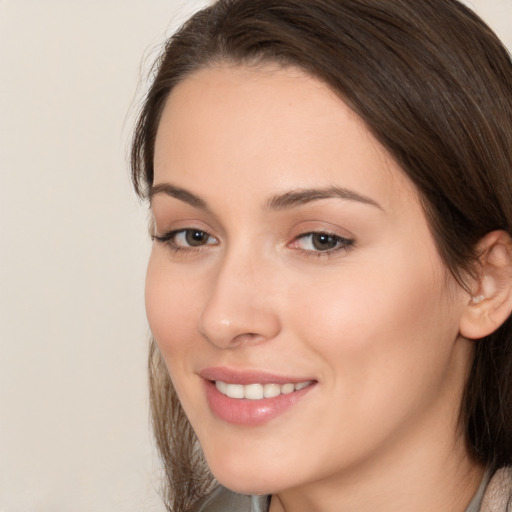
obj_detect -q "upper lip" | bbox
[199,366,316,385]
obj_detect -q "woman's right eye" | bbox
[152,229,218,251]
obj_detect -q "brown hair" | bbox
[131,0,512,510]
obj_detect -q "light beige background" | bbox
[0,1,510,511]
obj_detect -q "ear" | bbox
[459,230,512,340]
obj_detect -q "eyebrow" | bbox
[149,183,209,210]
[149,183,382,212]
[265,186,383,211]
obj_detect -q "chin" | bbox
[205,452,289,496]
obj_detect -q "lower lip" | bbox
[204,380,315,425]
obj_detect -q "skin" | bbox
[146,64,484,512]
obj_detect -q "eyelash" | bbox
[152,228,355,257]
[290,232,355,257]
[152,229,218,253]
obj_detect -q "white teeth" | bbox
[215,380,313,400]
[226,383,245,399]
[264,383,281,398]
[244,383,264,400]
[215,380,228,395]
[281,383,295,394]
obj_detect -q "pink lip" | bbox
[200,367,317,426]
[200,366,314,385]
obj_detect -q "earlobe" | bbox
[459,230,512,340]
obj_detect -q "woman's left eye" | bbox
[290,232,354,254]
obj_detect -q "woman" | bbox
[131,0,512,510]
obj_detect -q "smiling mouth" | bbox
[214,380,314,400]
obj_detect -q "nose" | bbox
[198,248,281,349]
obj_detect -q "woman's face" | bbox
[147,65,474,495]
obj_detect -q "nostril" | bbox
[231,332,266,345]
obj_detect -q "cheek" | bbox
[286,249,460,387]
[145,253,202,362]
[273,254,465,472]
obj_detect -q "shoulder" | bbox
[192,485,269,512]
[480,467,512,512]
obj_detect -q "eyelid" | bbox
[285,218,357,259]
[289,231,354,252]
[151,215,218,240]
[152,227,219,253]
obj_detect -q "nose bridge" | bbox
[198,240,280,348]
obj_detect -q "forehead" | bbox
[153,64,419,214]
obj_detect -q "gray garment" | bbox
[465,469,493,512]
[195,467,511,512]
[192,486,269,512]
